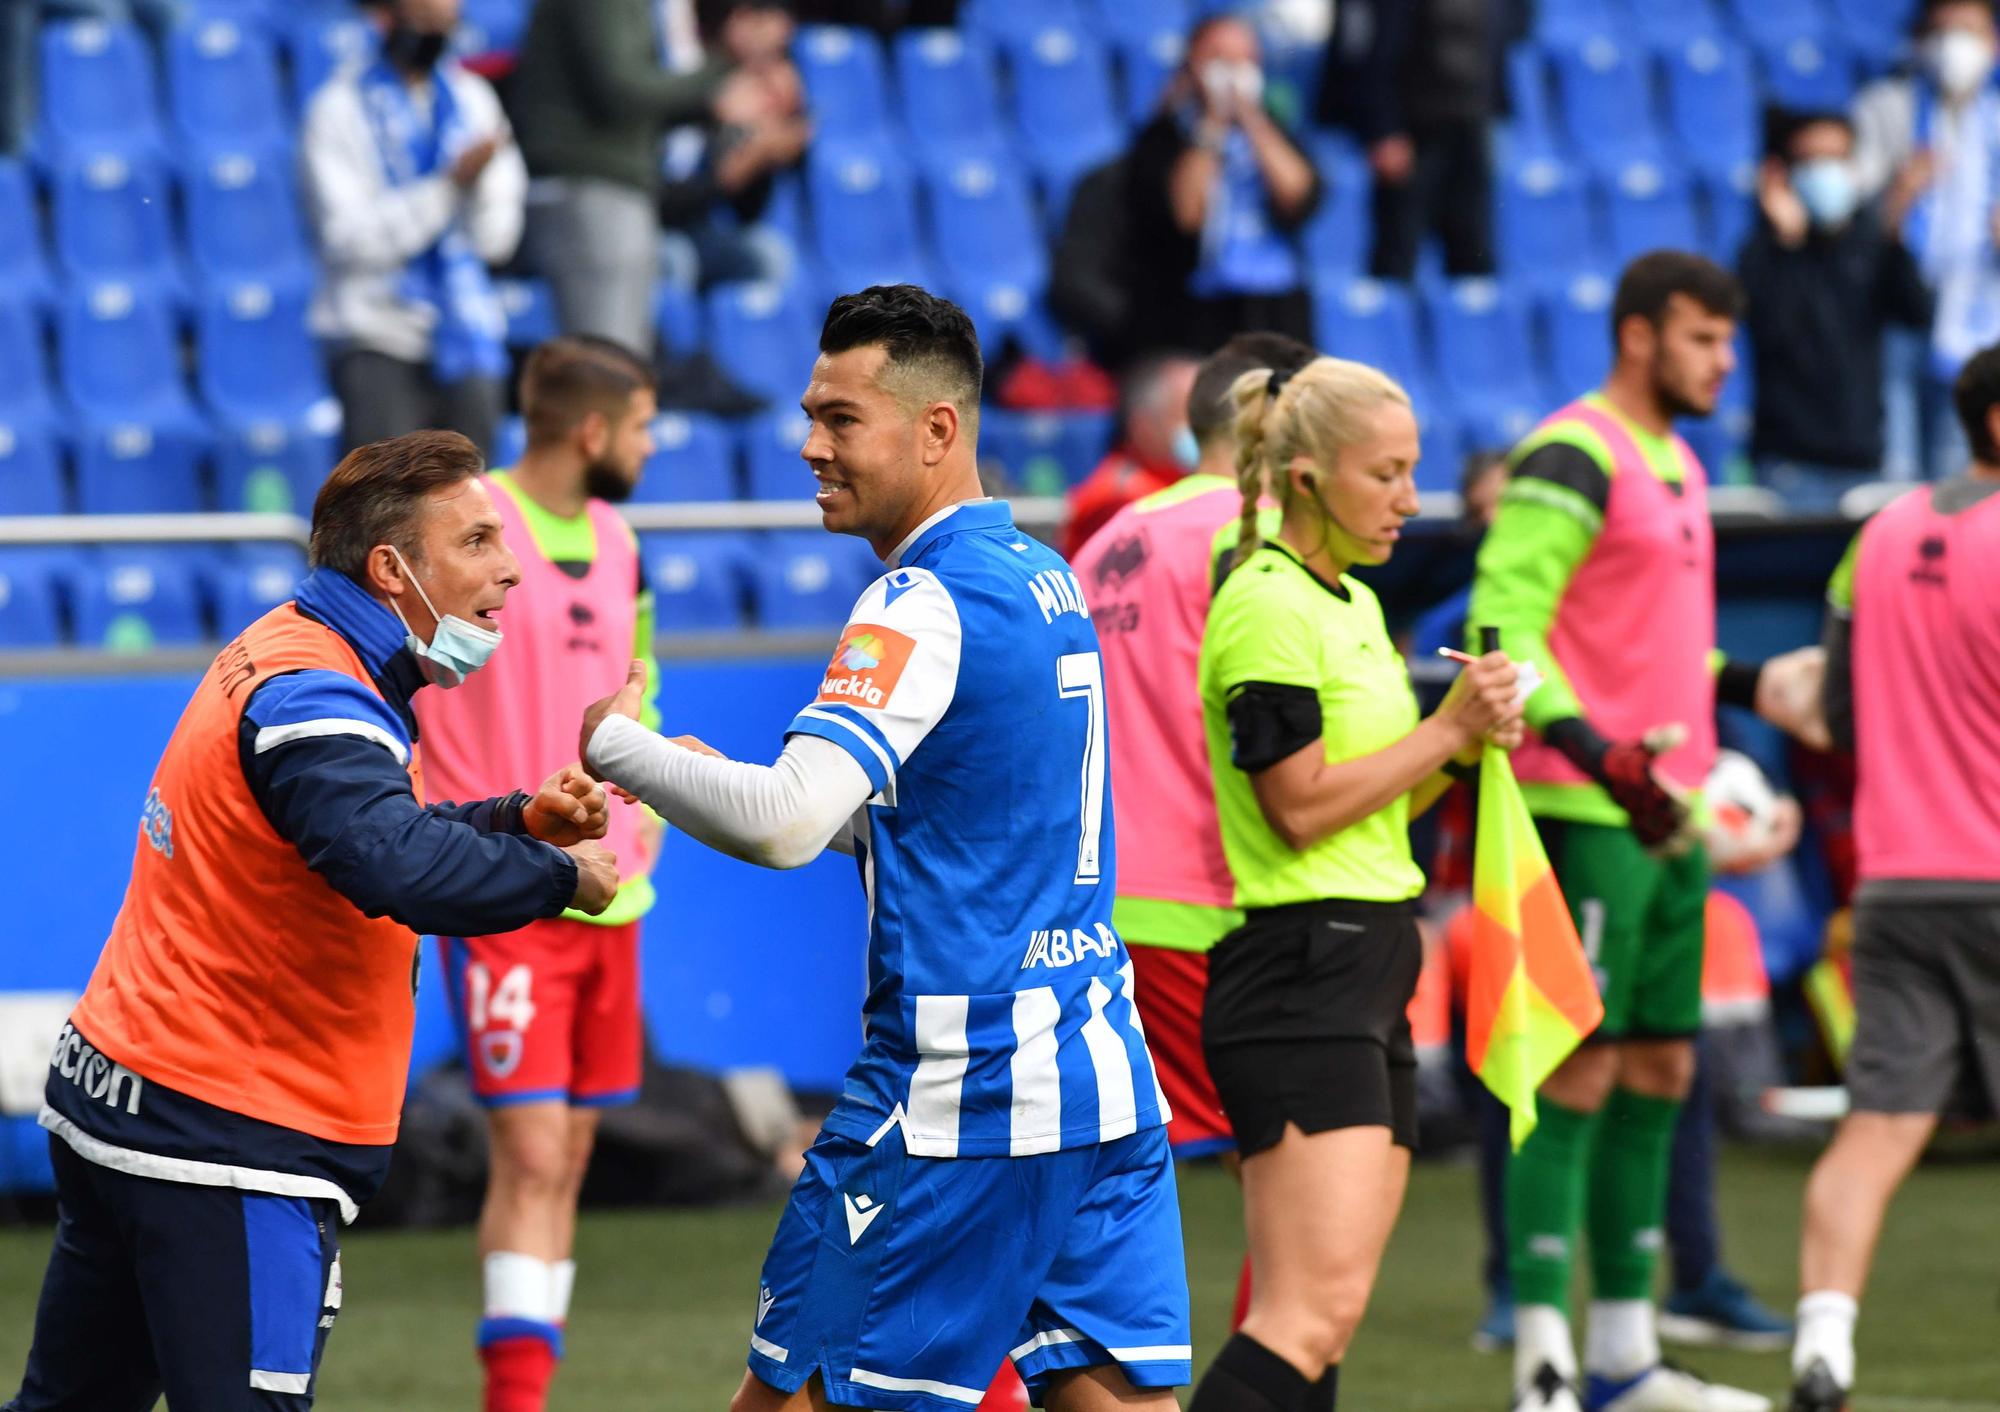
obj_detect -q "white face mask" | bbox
[1927,28,1996,98]
[386,546,501,689]
[1199,58,1264,110]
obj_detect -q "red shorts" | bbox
[440,918,643,1108]
[1128,942,1233,1157]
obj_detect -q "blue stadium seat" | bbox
[51,155,185,303]
[0,550,69,646]
[893,29,1007,167]
[209,543,308,638]
[631,413,738,503]
[978,408,1112,493]
[183,149,316,293]
[1426,278,1549,452]
[1300,137,1372,279]
[168,16,289,157]
[495,276,559,350]
[70,548,210,649]
[0,423,66,516]
[962,0,1089,47]
[196,282,341,513]
[1110,26,1185,125]
[1315,277,1428,396]
[0,293,57,428]
[1603,162,1704,268]
[1549,33,1667,175]
[37,20,164,161]
[1532,0,1621,47]
[949,281,1064,360]
[1725,0,1826,46]
[1825,0,1917,59]
[796,26,892,142]
[1627,0,1728,51]
[1084,0,1192,47]
[0,161,55,314]
[1497,155,1607,294]
[705,280,819,406]
[1504,46,1559,151]
[1540,273,1617,396]
[656,279,701,356]
[59,283,210,515]
[806,144,934,295]
[748,531,873,629]
[924,156,1046,290]
[1758,36,1857,112]
[282,13,374,119]
[458,0,529,56]
[1661,36,1759,185]
[741,409,813,500]
[1003,26,1123,193]
[641,531,749,632]
[1701,170,1756,264]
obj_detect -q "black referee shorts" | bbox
[1201,898,1423,1155]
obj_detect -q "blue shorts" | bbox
[747,1123,1191,1411]
[8,1137,342,1411]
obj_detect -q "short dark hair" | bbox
[820,284,984,434]
[1611,250,1745,347]
[1921,0,1996,31]
[309,429,485,577]
[1954,343,2000,463]
[519,335,654,450]
[1189,331,1317,445]
[1767,106,1853,161]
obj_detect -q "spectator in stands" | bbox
[1320,0,1512,282]
[1059,353,1201,558]
[1051,155,1138,369]
[302,0,524,458]
[1740,110,1933,510]
[657,1,810,292]
[1119,14,1321,358]
[511,0,794,356]
[1852,0,2000,480]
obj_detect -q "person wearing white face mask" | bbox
[1119,14,1322,357]
[1851,0,2000,481]
[1741,110,1934,511]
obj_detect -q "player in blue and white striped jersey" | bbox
[580,286,1189,1412]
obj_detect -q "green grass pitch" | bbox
[3,1145,1996,1409]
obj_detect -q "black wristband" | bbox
[1715,658,1764,711]
[1443,757,1477,782]
[492,789,531,835]
[1542,716,1611,778]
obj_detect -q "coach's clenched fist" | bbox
[523,764,609,846]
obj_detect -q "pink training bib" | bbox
[1851,486,2000,882]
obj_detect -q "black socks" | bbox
[1188,1333,1336,1412]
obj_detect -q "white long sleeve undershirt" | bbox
[586,714,872,870]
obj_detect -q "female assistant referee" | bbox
[1187,357,1523,1412]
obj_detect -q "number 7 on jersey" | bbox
[1057,651,1106,885]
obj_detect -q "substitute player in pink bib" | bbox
[414,336,663,1412]
[1786,344,2000,1412]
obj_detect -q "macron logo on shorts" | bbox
[842,1192,884,1245]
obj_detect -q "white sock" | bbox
[1793,1290,1858,1387]
[1584,1299,1659,1380]
[1516,1304,1578,1389]
[483,1251,556,1322]
[550,1259,577,1324]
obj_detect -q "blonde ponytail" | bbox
[1226,368,1276,571]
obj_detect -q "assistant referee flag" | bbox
[1467,746,1604,1147]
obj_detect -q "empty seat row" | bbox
[1535,0,1917,55]
[0,150,315,309]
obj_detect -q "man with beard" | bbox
[413,334,662,1412]
[1468,252,1770,1412]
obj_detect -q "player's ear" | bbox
[577,409,610,461]
[921,400,958,466]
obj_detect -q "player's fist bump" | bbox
[579,659,649,777]
[524,764,608,846]
[563,840,619,915]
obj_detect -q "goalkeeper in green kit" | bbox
[1469,252,1780,1412]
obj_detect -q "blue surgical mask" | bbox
[1793,158,1859,229]
[387,546,502,689]
[1172,425,1201,472]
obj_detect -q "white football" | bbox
[1705,748,1780,869]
